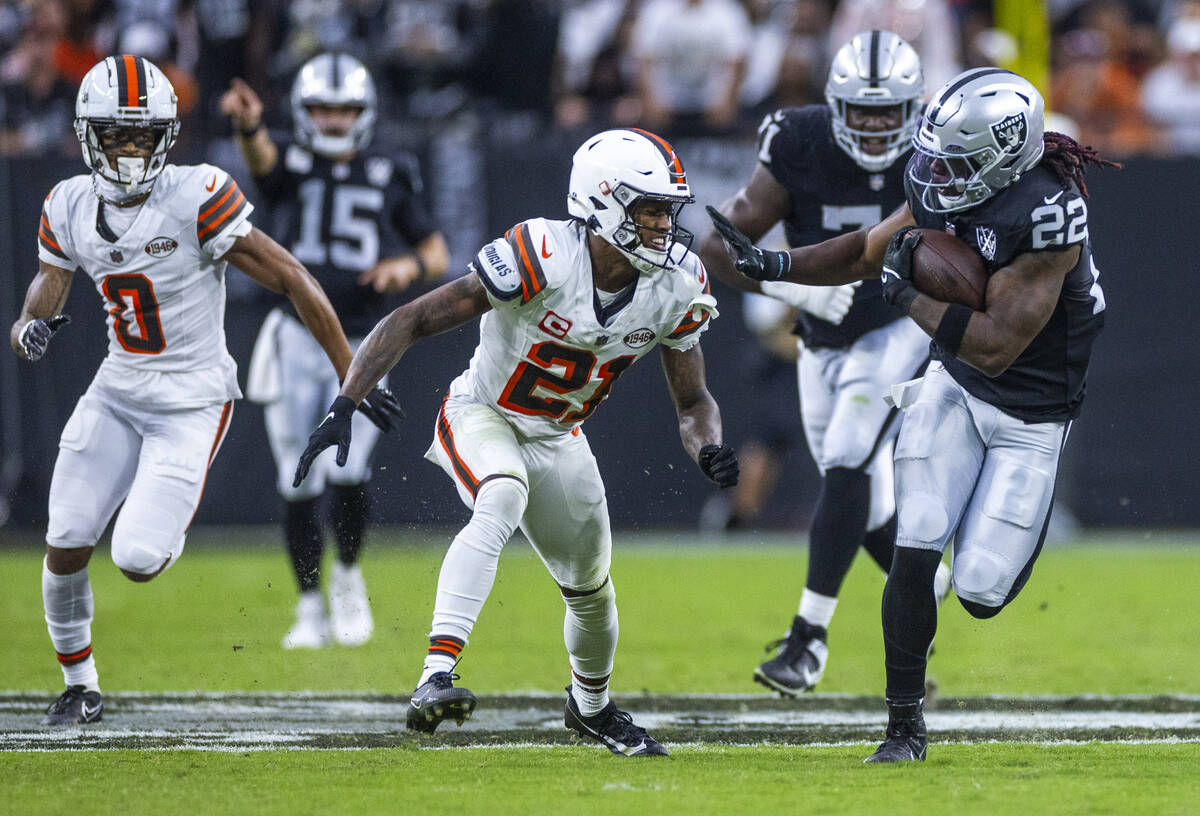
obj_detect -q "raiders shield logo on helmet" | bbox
[990,112,1028,153]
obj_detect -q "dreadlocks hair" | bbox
[1039,132,1122,199]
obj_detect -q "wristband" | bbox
[238,124,263,139]
[933,303,974,356]
[414,253,428,282]
[329,395,357,419]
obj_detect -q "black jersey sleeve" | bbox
[388,151,438,245]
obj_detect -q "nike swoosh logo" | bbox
[81,702,99,719]
[321,412,335,425]
[541,236,552,259]
[1043,191,1063,204]
[205,174,217,192]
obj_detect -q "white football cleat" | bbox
[282,590,332,649]
[329,561,373,646]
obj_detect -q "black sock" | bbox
[882,547,943,704]
[805,467,870,597]
[285,498,323,593]
[330,483,369,566]
[862,513,898,574]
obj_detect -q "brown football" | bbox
[910,229,987,311]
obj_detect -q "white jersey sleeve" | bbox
[191,165,253,260]
[659,251,719,352]
[38,182,79,271]
[470,220,552,310]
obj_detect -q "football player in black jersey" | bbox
[709,67,1115,762]
[699,31,948,697]
[221,53,449,649]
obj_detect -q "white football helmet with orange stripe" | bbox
[567,129,695,275]
[74,55,179,200]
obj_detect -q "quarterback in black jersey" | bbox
[222,53,449,650]
[709,67,1114,763]
[699,31,946,698]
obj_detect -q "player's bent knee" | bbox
[952,547,1015,609]
[897,491,949,544]
[111,537,174,580]
[958,597,1004,619]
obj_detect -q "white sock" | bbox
[571,675,610,718]
[42,558,100,691]
[798,589,838,629]
[563,579,617,716]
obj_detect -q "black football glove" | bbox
[699,444,739,488]
[706,206,790,282]
[17,314,70,361]
[880,226,922,315]
[357,385,405,433]
[293,395,355,487]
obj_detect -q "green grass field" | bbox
[1,527,1197,815]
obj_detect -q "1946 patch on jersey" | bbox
[144,236,179,258]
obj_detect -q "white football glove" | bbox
[759,280,860,325]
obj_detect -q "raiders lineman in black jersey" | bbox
[708,67,1114,763]
[699,31,947,697]
[221,53,449,649]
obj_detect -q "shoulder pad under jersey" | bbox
[471,219,552,306]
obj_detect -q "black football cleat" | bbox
[564,688,669,757]
[42,685,103,726]
[864,700,928,763]
[405,672,477,733]
[753,615,828,696]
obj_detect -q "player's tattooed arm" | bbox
[660,344,723,460]
[225,227,355,377]
[10,261,74,358]
[909,245,1079,377]
[339,274,492,403]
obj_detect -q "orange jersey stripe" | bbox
[198,181,237,224]
[197,191,246,239]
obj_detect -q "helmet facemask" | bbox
[605,185,694,274]
[77,120,178,197]
[829,98,921,172]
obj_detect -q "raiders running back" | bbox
[38,164,251,406]
[253,136,437,335]
[906,163,1105,420]
[458,217,717,440]
[757,105,909,348]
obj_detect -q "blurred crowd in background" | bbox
[4,0,1200,161]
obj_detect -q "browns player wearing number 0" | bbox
[294,129,735,756]
[707,67,1115,762]
[11,56,364,726]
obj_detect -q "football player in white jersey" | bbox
[10,55,400,726]
[295,129,739,757]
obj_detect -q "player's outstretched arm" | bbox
[10,261,74,361]
[660,344,738,488]
[697,166,789,294]
[224,227,354,378]
[706,202,913,286]
[340,273,492,404]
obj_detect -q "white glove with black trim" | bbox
[759,280,860,325]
